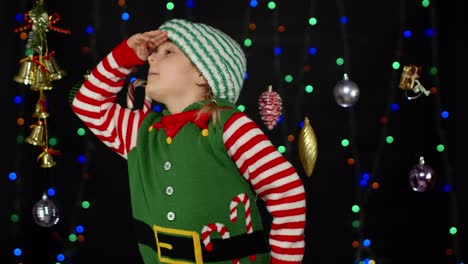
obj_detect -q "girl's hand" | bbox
[127,30,168,61]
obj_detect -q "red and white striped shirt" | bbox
[224,113,306,263]
[72,40,306,263]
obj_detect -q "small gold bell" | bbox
[30,68,53,91]
[32,100,50,119]
[44,56,66,81]
[25,121,46,146]
[38,150,56,168]
[14,58,36,85]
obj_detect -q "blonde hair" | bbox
[196,83,221,126]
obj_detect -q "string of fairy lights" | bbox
[239,1,460,263]
[425,1,461,262]
[328,0,370,262]
[292,0,317,124]
[346,0,461,263]
[8,1,29,263]
[6,0,460,263]
[347,0,409,261]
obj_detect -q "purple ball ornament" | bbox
[408,156,436,192]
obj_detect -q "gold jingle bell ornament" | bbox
[43,52,67,81]
[298,117,318,177]
[14,57,36,85]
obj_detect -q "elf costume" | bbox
[72,19,306,264]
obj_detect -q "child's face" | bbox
[146,41,201,103]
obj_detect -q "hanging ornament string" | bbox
[12,0,71,234]
[9,0,57,260]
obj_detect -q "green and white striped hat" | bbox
[159,19,246,104]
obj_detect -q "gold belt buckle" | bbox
[153,224,203,264]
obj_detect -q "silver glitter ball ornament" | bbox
[32,193,60,227]
[333,73,360,107]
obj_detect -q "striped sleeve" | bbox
[71,40,150,159]
[223,112,306,264]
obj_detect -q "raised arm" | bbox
[71,30,167,159]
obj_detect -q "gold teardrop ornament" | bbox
[298,117,318,177]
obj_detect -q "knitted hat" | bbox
[159,19,246,104]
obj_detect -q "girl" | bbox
[72,18,306,264]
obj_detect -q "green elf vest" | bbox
[127,98,270,264]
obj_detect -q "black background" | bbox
[1,0,464,263]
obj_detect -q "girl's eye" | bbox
[152,47,174,55]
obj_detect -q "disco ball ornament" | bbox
[408,156,436,192]
[333,73,360,107]
[32,193,60,227]
[258,85,282,130]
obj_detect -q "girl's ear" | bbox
[196,71,208,85]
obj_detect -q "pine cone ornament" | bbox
[258,85,282,130]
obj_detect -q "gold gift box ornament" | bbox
[399,65,431,100]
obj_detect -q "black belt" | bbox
[134,218,269,262]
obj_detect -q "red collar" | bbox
[150,109,210,139]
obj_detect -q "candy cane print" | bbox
[126,78,151,111]
[201,223,240,264]
[230,193,256,261]
[126,79,142,108]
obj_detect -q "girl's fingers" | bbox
[153,36,168,47]
[152,32,168,46]
[128,33,151,48]
[140,30,167,39]
[146,30,167,38]
[129,30,168,56]
[143,30,167,39]
[146,42,156,52]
